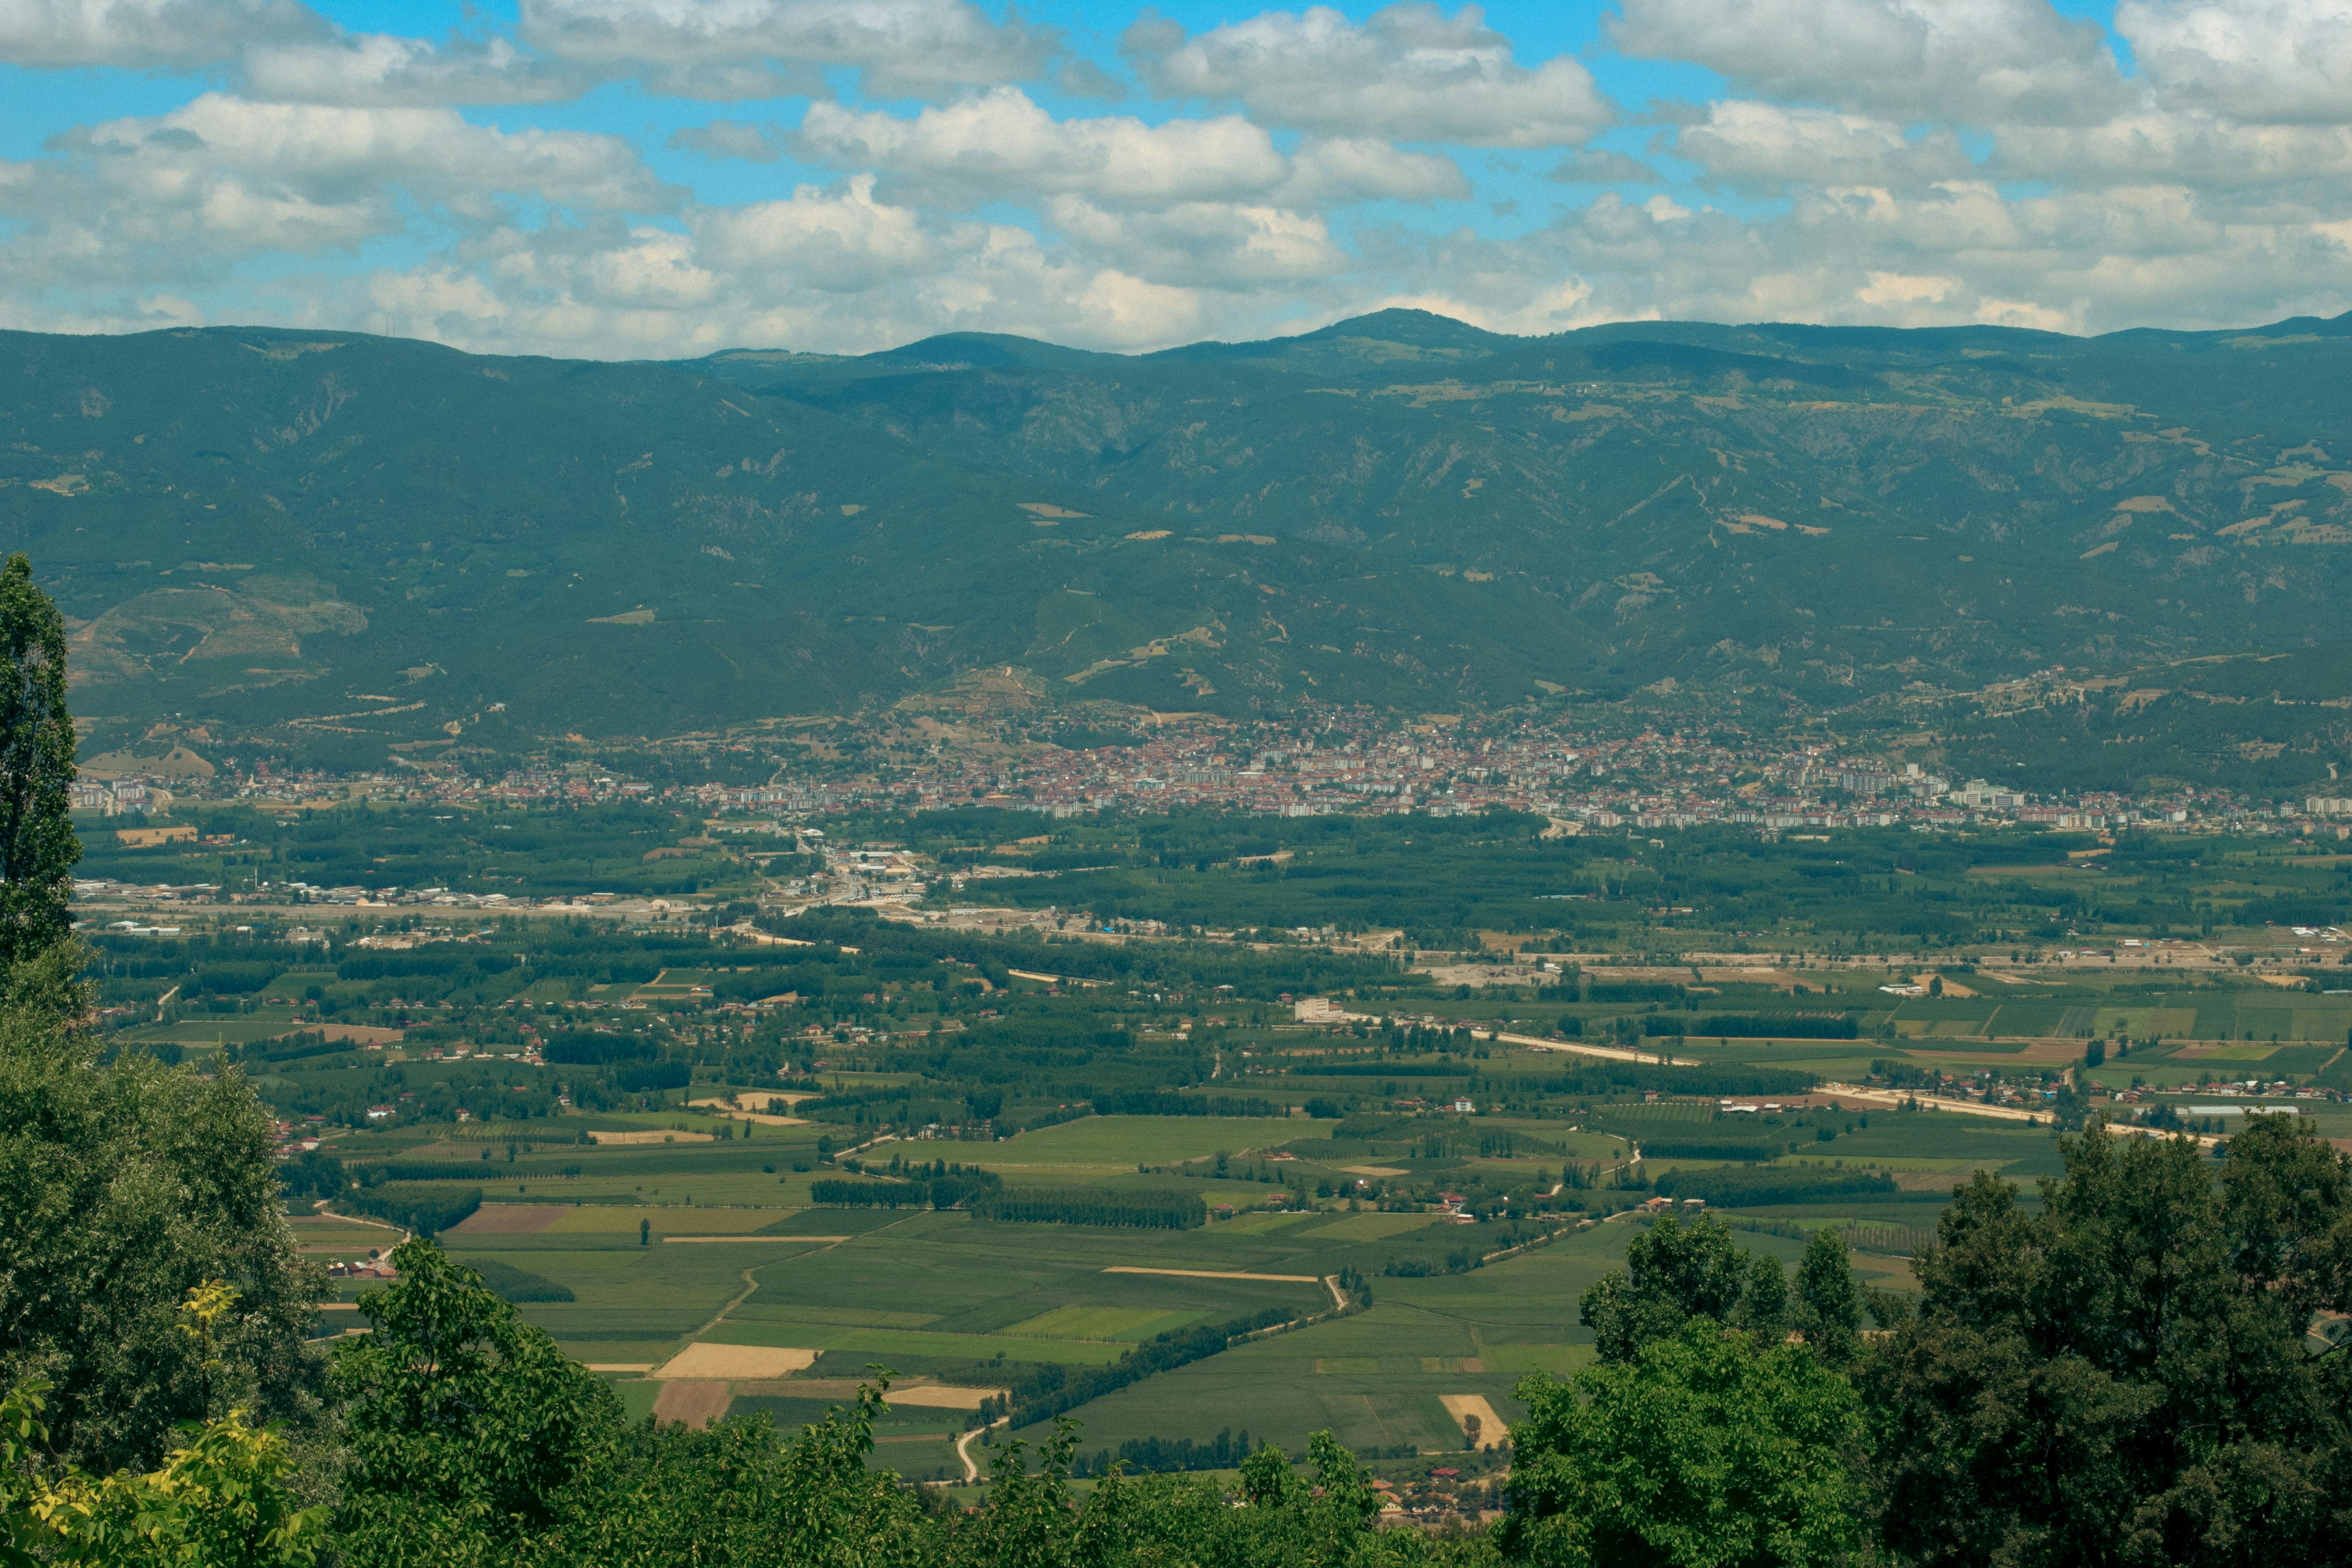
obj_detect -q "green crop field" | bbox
[972,1116,1326,1170]
[220,838,2344,1466]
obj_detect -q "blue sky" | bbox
[1,0,2347,356]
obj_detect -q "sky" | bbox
[2,0,2349,357]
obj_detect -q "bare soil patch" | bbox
[652,1381,732,1429]
[274,1024,404,1045]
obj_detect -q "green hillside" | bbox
[5,310,2351,770]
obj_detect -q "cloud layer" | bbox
[1,0,2348,355]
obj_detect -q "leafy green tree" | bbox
[535,1374,931,1568]
[1740,1252,1790,1343]
[3,1378,324,1568]
[0,946,318,1471]
[1501,1319,1863,1568]
[1861,1117,2352,1568]
[1579,1212,1782,1362]
[1793,1229,1861,1367]
[2,1288,324,1568]
[0,555,76,969]
[327,1241,620,1566]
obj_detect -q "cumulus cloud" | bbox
[1675,102,1970,191]
[517,0,1058,98]
[1044,197,1349,287]
[0,0,325,71]
[0,94,670,293]
[799,89,1288,207]
[1126,3,1614,147]
[692,174,944,290]
[239,31,585,106]
[795,88,1464,212]
[1612,0,2129,126]
[1996,113,2352,190]
[2117,0,2352,123]
[5,0,2352,360]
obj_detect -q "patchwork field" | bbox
[315,951,2347,1475]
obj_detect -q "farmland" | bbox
[68,804,2340,1475]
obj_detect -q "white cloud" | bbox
[2119,0,2352,124]
[1675,102,1970,191]
[797,89,1464,215]
[799,88,1287,207]
[1857,270,1955,304]
[239,32,585,107]
[0,0,324,71]
[693,174,945,291]
[1612,0,2129,126]
[0,94,669,294]
[517,0,1057,98]
[1044,197,1349,287]
[1126,3,1614,147]
[1284,137,1469,204]
[1997,113,2352,189]
[5,0,2352,359]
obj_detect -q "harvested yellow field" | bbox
[1442,1394,1504,1450]
[652,1343,816,1380]
[589,1129,713,1145]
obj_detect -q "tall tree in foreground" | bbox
[0,555,318,1471]
[0,554,76,968]
[1578,1211,1807,1362]
[1862,1116,2352,1568]
[1502,1320,1863,1568]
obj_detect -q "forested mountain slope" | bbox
[3,309,2348,763]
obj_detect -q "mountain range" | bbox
[4,308,2349,783]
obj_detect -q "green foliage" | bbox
[1502,1320,1862,1568]
[976,1187,1205,1230]
[1792,1230,1861,1368]
[1578,1214,1804,1364]
[1861,1116,2352,1567]
[0,943,317,1472]
[1653,1167,1907,1209]
[0,556,76,969]
[2,1375,325,1568]
[327,1241,621,1565]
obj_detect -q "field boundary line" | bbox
[1101,1266,1321,1283]
[663,1235,850,1244]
